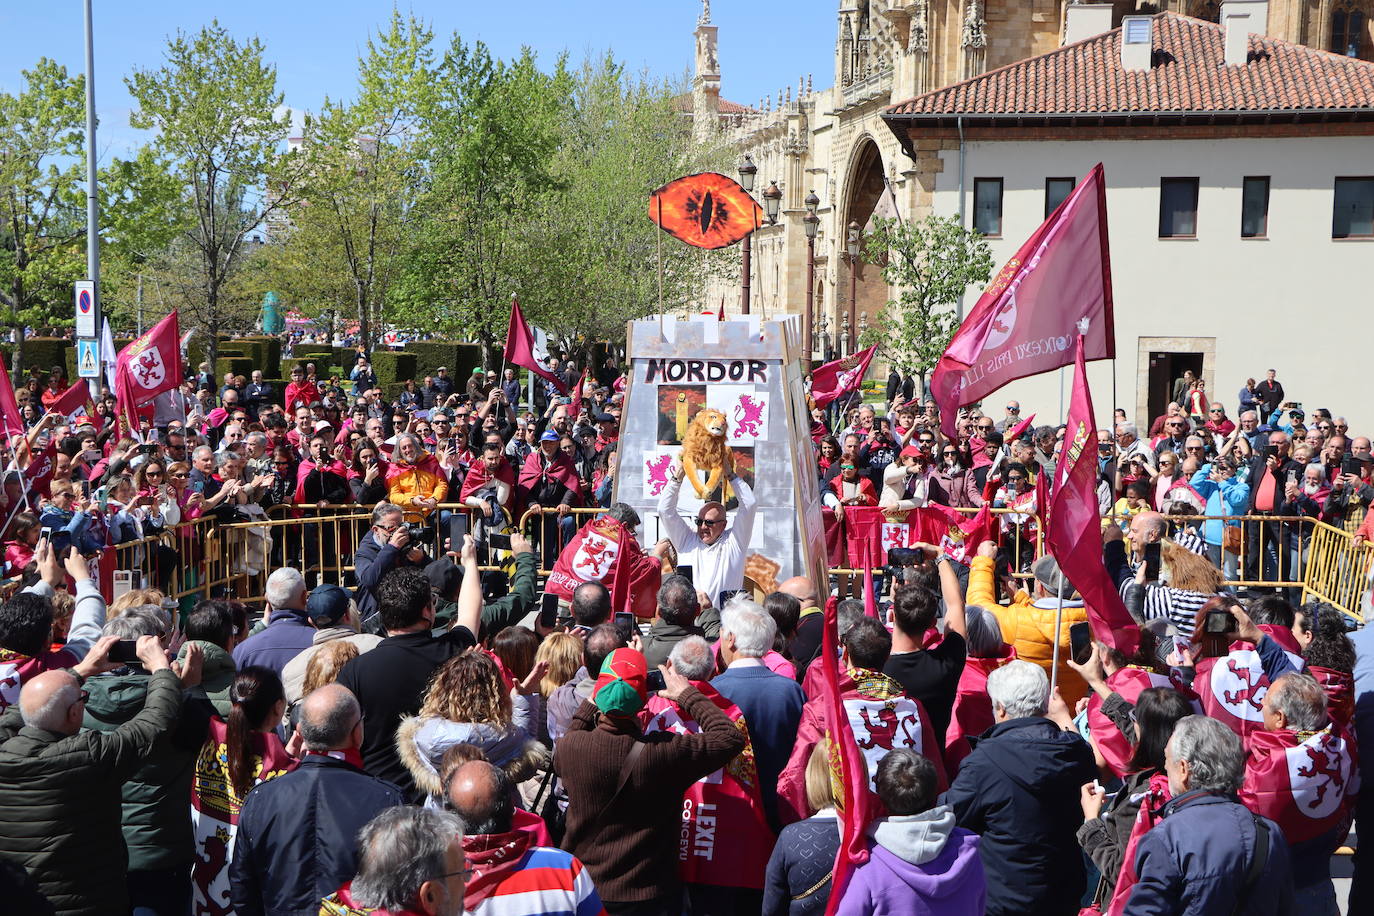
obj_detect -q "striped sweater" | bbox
[468,844,606,916]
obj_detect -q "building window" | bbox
[1333,177,1374,238]
[1159,178,1199,238]
[973,178,1003,237]
[1240,177,1269,238]
[1330,8,1365,57]
[1045,178,1076,218]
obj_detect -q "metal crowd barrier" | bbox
[96,500,1371,623]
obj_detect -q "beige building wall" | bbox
[924,134,1374,432]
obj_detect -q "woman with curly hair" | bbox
[396,649,549,803]
[1295,601,1357,728]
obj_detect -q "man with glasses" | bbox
[323,807,469,916]
[1154,417,1190,459]
[1204,405,1236,441]
[994,400,1021,433]
[230,684,405,914]
[0,632,185,915]
[657,459,758,606]
[353,503,427,631]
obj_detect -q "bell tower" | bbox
[693,0,721,141]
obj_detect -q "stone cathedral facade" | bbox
[688,0,1373,359]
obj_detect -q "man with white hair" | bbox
[710,600,806,829]
[320,806,468,916]
[232,567,313,675]
[1128,716,1293,914]
[0,634,185,914]
[940,659,1096,916]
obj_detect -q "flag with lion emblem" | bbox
[115,311,182,429]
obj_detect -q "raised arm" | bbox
[452,534,483,640]
[656,464,695,546]
[729,473,759,547]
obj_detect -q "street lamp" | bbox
[738,155,758,315]
[846,219,862,353]
[762,181,782,225]
[803,190,820,360]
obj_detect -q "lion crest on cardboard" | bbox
[681,408,734,499]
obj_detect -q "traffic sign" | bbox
[74,281,96,338]
[77,339,100,379]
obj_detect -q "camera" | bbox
[402,522,435,546]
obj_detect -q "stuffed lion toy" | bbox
[680,408,734,499]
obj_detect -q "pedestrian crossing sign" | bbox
[77,339,100,379]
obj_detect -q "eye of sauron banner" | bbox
[650,172,763,249]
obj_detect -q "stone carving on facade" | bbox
[699,0,711,25]
[909,0,930,53]
[784,132,809,157]
[962,0,988,49]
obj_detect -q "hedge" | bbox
[216,357,255,383]
[23,339,72,379]
[368,350,416,392]
[406,341,481,382]
[236,336,282,377]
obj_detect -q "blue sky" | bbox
[0,1,837,162]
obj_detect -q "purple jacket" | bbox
[836,807,985,916]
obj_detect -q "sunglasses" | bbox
[695,516,726,527]
[145,470,164,477]
[977,424,994,431]
[170,471,189,478]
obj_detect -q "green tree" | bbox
[273,10,432,351]
[97,147,189,332]
[126,20,298,367]
[0,58,87,369]
[395,39,571,364]
[516,54,732,361]
[859,213,994,395]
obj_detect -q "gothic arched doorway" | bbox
[840,138,889,355]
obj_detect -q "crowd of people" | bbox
[0,351,1370,916]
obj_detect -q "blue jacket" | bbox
[39,506,104,556]
[231,608,315,677]
[1125,790,1293,915]
[352,531,424,633]
[230,754,405,916]
[940,716,1096,916]
[1190,466,1250,547]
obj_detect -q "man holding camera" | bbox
[354,502,429,633]
[1244,431,1302,588]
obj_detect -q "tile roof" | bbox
[886,12,1374,119]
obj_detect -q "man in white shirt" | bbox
[656,461,758,605]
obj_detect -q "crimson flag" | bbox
[819,583,878,916]
[932,164,1114,437]
[1195,626,1305,742]
[546,514,662,618]
[1044,332,1138,656]
[48,381,99,427]
[1006,412,1037,442]
[862,560,878,619]
[115,311,182,428]
[0,367,25,441]
[811,346,875,408]
[568,369,588,418]
[845,504,994,566]
[502,299,566,394]
[1240,724,1357,845]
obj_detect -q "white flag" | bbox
[100,319,118,391]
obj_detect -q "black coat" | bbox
[1245,455,1303,514]
[0,669,182,916]
[941,716,1097,916]
[334,627,476,799]
[230,755,405,916]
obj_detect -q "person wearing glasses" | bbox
[321,806,470,916]
[994,401,1021,434]
[0,632,189,916]
[657,459,758,607]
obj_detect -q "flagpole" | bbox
[1049,576,1065,699]
[655,196,665,330]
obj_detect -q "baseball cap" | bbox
[424,556,463,600]
[594,412,616,424]
[593,648,648,718]
[471,367,483,375]
[1032,555,1078,599]
[540,430,560,442]
[314,420,334,432]
[305,584,351,624]
[900,444,927,460]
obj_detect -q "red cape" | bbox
[460,457,516,503]
[518,450,581,504]
[547,515,661,618]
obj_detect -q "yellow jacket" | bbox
[386,461,448,518]
[966,555,1088,704]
